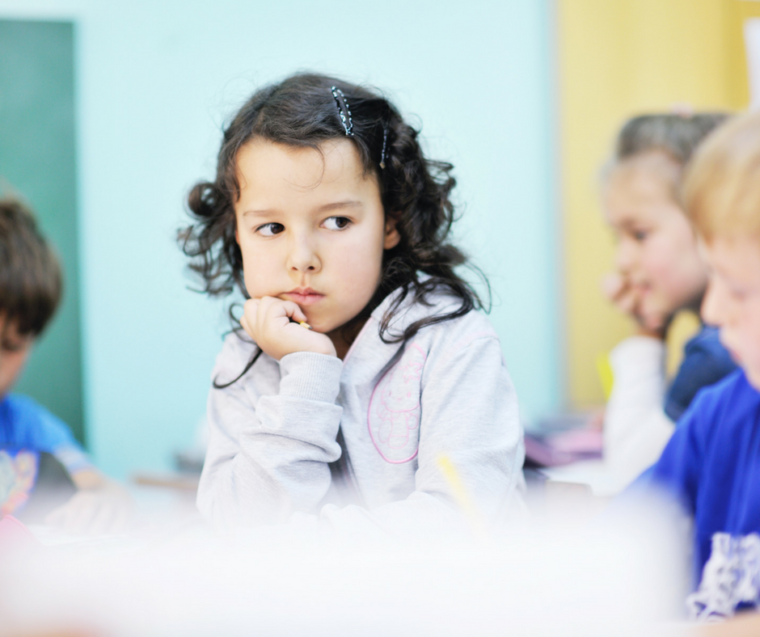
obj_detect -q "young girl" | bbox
[601,113,737,490]
[181,73,524,534]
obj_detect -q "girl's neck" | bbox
[328,317,369,360]
[327,282,389,359]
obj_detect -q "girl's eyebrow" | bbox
[315,199,363,213]
[243,200,363,218]
[242,208,276,218]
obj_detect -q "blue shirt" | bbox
[664,326,737,422]
[647,369,760,620]
[0,394,90,474]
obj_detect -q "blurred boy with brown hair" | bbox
[0,197,130,533]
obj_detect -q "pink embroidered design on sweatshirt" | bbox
[368,342,426,463]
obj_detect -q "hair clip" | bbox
[380,125,388,169]
[330,86,354,137]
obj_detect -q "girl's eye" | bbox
[632,230,648,242]
[256,222,284,237]
[322,216,351,231]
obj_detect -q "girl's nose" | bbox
[286,234,321,273]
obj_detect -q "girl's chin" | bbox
[638,300,671,326]
[304,318,335,335]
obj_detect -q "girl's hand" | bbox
[240,296,337,360]
[601,272,669,339]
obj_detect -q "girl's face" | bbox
[234,138,399,338]
[603,152,708,323]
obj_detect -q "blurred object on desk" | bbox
[174,449,204,474]
[131,472,200,492]
[524,410,604,468]
[172,414,208,474]
[1,450,78,522]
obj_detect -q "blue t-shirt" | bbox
[647,369,760,620]
[0,394,90,474]
[664,326,737,422]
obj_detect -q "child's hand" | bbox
[45,473,133,535]
[602,272,669,338]
[240,296,337,360]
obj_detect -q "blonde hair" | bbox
[683,110,760,241]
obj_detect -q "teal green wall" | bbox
[0,0,559,479]
[0,19,84,444]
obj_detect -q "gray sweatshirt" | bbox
[197,286,525,537]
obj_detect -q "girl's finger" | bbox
[240,314,252,337]
[241,299,259,333]
[255,296,277,328]
[242,298,259,321]
[617,289,638,315]
[280,300,307,323]
[258,297,307,324]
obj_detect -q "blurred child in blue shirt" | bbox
[643,110,760,623]
[0,198,130,533]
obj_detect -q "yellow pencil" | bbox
[436,454,487,537]
[596,352,614,400]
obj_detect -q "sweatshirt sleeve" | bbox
[316,334,526,540]
[664,329,737,422]
[197,343,344,528]
[604,336,676,488]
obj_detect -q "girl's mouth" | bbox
[282,288,325,306]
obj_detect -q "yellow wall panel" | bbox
[725,1,760,107]
[558,0,755,407]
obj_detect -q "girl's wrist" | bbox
[309,341,338,357]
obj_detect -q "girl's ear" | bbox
[384,215,401,250]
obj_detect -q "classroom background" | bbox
[0,0,757,480]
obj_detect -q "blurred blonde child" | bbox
[639,110,760,621]
[601,114,736,489]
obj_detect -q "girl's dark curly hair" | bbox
[180,72,487,384]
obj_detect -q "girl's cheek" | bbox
[241,252,269,298]
[639,236,676,282]
[645,230,700,287]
